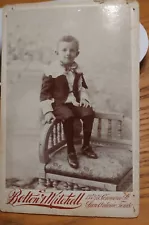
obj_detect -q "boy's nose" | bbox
[66,51,70,56]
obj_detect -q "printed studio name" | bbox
[7,189,133,210]
[7,189,85,209]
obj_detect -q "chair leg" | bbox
[36,163,46,190]
[46,178,52,187]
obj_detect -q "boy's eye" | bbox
[62,48,75,53]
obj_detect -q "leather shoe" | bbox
[81,145,98,159]
[67,152,79,169]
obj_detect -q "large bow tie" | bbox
[60,61,78,73]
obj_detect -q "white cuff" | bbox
[80,88,90,102]
[40,99,54,115]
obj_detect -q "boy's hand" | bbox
[80,99,91,108]
[44,112,55,124]
[72,100,80,107]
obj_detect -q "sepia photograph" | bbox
[4,3,133,193]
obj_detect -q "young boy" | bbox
[40,35,98,169]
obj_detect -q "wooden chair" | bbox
[38,111,132,191]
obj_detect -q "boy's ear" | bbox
[55,50,58,55]
[76,50,80,57]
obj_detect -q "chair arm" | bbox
[39,119,57,163]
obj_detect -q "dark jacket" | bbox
[40,61,88,106]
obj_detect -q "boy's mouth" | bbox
[64,57,72,61]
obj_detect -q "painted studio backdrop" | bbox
[5,5,132,190]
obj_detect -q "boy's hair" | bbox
[57,35,79,51]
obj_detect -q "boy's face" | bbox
[57,41,79,65]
